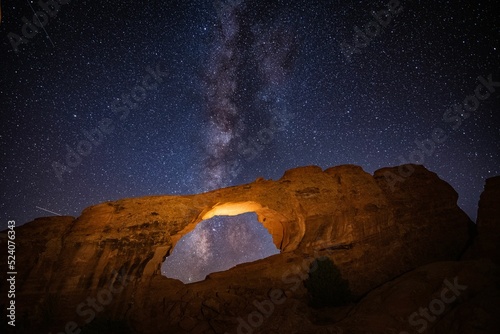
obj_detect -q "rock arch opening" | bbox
[198,201,288,249]
[161,211,280,283]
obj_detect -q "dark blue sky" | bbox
[163,212,279,283]
[1,0,499,232]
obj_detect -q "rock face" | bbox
[476,177,500,229]
[328,259,500,334]
[463,176,500,265]
[0,164,478,334]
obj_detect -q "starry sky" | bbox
[162,212,279,283]
[1,0,499,279]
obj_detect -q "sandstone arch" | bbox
[170,200,303,253]
[200,201,286,250]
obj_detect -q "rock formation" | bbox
[463,176,500,266]
[1,164,497,334]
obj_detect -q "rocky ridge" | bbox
[1,164,498,333]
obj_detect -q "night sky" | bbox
[163,212,279,283]
[1,1,499,280]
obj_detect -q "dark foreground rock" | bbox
[463,176,500,265]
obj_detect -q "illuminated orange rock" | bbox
[1,164,485,334]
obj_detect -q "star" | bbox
[1,0,499,282]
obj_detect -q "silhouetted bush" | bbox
[304,257,352,308]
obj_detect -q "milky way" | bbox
[202,0,243,190]
[186,0,301,282]
[201,0,300,190]
[162,213,279,283]
[1,0,499,282]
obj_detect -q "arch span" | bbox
[199,201,288,250]
[169,200,304,255]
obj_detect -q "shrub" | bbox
[304,257,352,308]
